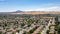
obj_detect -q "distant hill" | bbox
[16,10,23,12]
[11,11,60,15]
[0,11,60,15]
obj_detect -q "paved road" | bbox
[41,21,51,34]
[32,25,44,34]
[41,19,55,34]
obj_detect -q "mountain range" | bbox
[0,11,60,15]
[11,11,60,15]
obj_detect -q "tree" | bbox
[0,31,2,34]
[46,30,50,34]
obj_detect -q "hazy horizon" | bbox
[0,0,60,12]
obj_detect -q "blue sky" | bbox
[0,0,60,12]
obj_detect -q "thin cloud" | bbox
[23,6,60,11]
[34,6,60,11]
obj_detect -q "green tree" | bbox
[46,30,50,34]
[0,31,2,34]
